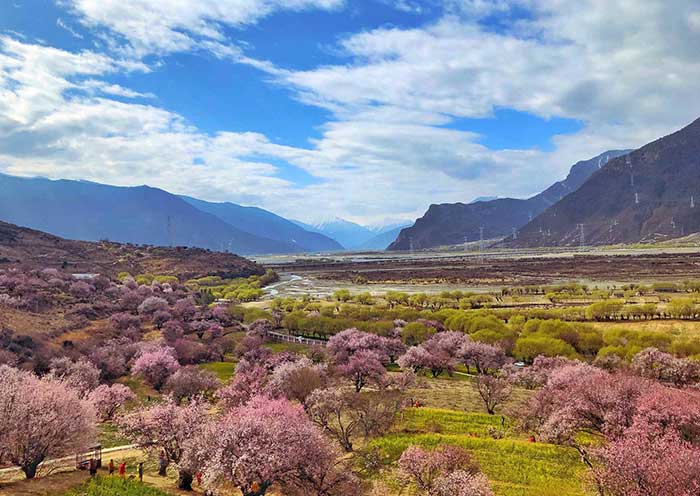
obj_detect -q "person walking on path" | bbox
[88,458,97,477]
[138,462,144,482]
[119,462,126,477]
[158,451,168,476]
[108,459,115,476]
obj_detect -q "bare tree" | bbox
[474,374,512,415]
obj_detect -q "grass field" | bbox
[592,319,700,338]
[63,476,170,495]
[369,408,590,496]
[197,361,237,382]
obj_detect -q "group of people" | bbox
[89,458,144,481]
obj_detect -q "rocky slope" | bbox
[0,220,264,280]
[511,118,700,247]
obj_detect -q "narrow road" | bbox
[0,445,138,481]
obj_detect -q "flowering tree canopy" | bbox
[0,365,96,479]
[119,396,208,490]
[164,366,220,403]
[131,346,180,391]
[200,396,354,496]
[88,383,136,421]
[398,445,490,496]
[48,356,101,396]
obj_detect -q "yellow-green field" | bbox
[369,408,589,496]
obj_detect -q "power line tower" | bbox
[512,227,518,240]
[478,227,484,262]
[166,215,173,247]
[692,195,695,209]
[577,223,585,249]
[635,192,640,205]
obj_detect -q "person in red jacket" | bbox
[118,462,126,477]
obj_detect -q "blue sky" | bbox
[1,0,699,225]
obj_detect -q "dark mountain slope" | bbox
[180,196,342,252]
[388,150,630,250]
[512,118,700,247]
[0,174,297,255]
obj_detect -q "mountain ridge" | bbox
[0,174,334,255]
[510,118,700,247]
[387,149,631,251]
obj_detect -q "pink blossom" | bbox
[0,365,96,479]
[88,383,136,421]
[132,346,180,390]
[199,396,353,496]
[119,396,208,490]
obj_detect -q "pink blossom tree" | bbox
[131,346,180,390]
[267,357,327,404]
[198,396,355,496]
[48,357,101,396]
[172,298,197,321]
[336,349,386,392]
[0,365,96,479]
[110,312,141,331]
[327,328,390,364]
[89,338,137,380]
[398,332,468,377]
[119,396,208,490]
[88,383,136,421]
[460,342,508,374]
[631,347,700,386]
[216,363,269,409]
[138,296,169,317]
[164,366,221,404]
[398,445,490,496]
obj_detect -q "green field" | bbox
[197,361,237,382]
[370,408,590,496]
[63,477,170,496]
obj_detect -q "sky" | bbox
[1,1,700,226]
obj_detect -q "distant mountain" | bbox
[180,196,342,252]
[511,118,700,247]
[356,224,412,250]
[470,196,499,203]
[293,217,376,250]
[0,174,303,255]
[0,220,263,280]
[387,149,631,250]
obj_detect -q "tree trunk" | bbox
[178,470,194,491]
[22,459,42,479]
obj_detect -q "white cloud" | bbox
[62,0,345,58]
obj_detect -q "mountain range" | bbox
[510,117,700,247]
[293,218,410,250]
[0,174,339,255]
[388,149,631,250]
